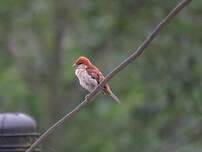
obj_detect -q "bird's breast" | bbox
[75,69,98,92]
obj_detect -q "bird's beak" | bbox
[72,63,77,68]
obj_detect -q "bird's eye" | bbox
[77,62,82,65]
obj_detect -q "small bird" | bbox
[72,56,120,104]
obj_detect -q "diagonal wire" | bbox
[25,0,192,151]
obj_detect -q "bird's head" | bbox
[72,56,91,69]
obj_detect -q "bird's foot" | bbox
[85,94,90,102]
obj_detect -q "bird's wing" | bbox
[86,68,104,84]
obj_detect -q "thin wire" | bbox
[26,0,192,151]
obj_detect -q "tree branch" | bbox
[25,0,192,151]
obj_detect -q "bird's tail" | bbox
[107,88,120,104]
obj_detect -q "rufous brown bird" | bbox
[72,56,120,103]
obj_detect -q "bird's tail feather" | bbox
[107,88,120,104]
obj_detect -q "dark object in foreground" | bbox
[0,113,39,152]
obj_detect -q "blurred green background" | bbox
[0,0,201,151]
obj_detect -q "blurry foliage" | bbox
[0,0,201,152]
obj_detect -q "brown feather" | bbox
[74,56,120,104]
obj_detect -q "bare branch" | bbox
[25,0,192,151]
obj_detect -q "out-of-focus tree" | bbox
[0,0,201,151]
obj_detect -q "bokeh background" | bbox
[0,0,201,151]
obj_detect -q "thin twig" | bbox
[25,0,192,151]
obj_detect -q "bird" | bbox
[72,56,120,104]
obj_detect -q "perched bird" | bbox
[72,56,120,104]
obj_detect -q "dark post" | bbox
[0,113,40,152]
